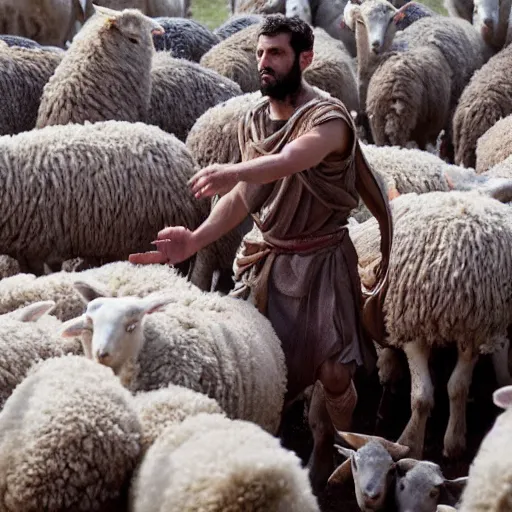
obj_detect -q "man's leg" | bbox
[306,355,357,494]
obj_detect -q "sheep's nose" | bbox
[371,41,381,53]
[96,350,110,363]
[364,490,382,504]
[483,17,494,28]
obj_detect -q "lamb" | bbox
[133,384,224,453]
[214,13,263,39]
[328,432,467,512]
[199,24,359,112]
[93,0,187,17]
[60,281,287,435]
[0,43,62,136]
[36,6,164,129]
[0,355,141,511]
[0,120,222,288]
[452,43,512,169]
[472,0,512,50]
[129,412,320,512]
[149,51,243,142]
[152,17,220,61]
[456,385,512,511]
[348,190,512,460]
[0,300,83,410]
[475,115,512,173]
[0,0,90,48]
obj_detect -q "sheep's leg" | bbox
[306,381,335,495]
[397,342,433,458]
[443,345,478,459]
[491,336,512,388]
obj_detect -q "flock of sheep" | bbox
[0,0,511,511]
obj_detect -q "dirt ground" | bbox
[279,346,501,511]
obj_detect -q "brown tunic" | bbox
[231,93,376,400]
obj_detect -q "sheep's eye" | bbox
[399,482,405,492]
[430,488,440,499]
[126,322,137,332]
[128,37,139,44]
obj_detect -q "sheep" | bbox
[452,43,512,169]
[482,154,512,180]
[0,43,62,136]
[475,115,512,173]
[129,412,320,512]
[472,0,512,50]
[456,385,512,511]
[214,13,264,39]
[0,261,200,322]
[232,0,286,14]
[348,190,512,460]
[152,17,220,61]
[0,120,222,287]
[93,0,187,17]
[328,432,467,512]
[0,35,41,49]
[199,24,359,112]
[149,51,243,142]
[286,0,313,23]
[0,300,83,410]
[133,384,224,453]
[444,0,473,21]
[0,256,21,279]
[0,0,90,48]
[0,355,142,512]
[36,6,165,129]
[60,281,288,435]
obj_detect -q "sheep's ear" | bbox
[60,315,91,338]
[395,458,419,476]
[440,476,468,505]
[74,280,110,304]
[140,294,174,315]
[493,385,512,409]
[334,444,355,460]
[327,458,353,485]
[17,301,56,322]
[93,4,120,16]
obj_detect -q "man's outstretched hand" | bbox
[129,226,198,266]
[188,164,239,199]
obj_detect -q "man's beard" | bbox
[259,56,302,101]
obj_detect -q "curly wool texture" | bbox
[130,413,320,512]
[0,261,198,321]
[0,44,62,136]
[0,311,82,410]
[0,0,85,47]
[0,355,142,512]
[149,52,242,142]
[214,14,263,39]
[36,9,157,128]
[200,25,359,108]
[457,407,512,511]
[453,43,512,169]
[351,191,512,351]
[483,155,512,180]
[133,384,224,453]
[0,121,211,278]
[475,115,512,173]
[0,256,20,279]
[152,17,220,61]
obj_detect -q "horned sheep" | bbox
[129,412,320,512]
[348,190,512,460]
[36,7,164,129]
[0,355,142,512]
[60,278,287,435]
[152,17,220,61]
[149,52,243,142]
[199,24,359,112]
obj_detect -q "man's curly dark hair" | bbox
[257,14,314,56]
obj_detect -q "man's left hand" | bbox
[188,164,239,199]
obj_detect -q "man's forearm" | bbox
[231,154,292,185]
[191,184,250,252]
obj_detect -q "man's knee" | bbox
[318,355,356,395]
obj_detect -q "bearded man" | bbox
[130,14,392,492]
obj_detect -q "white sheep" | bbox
[285,0,313,22]
[0,300,82,410]
[129,412,320,511]
[475,115,512,173]
[348,189,512,460]
[0,355,142,511]
[60,279,287,435]
[456,385,512,510]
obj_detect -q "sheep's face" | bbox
[472,0,499,43]
[351,441,395,511]
[359,0,397,54]
[285,0,313,23]
[96,7,164,49]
